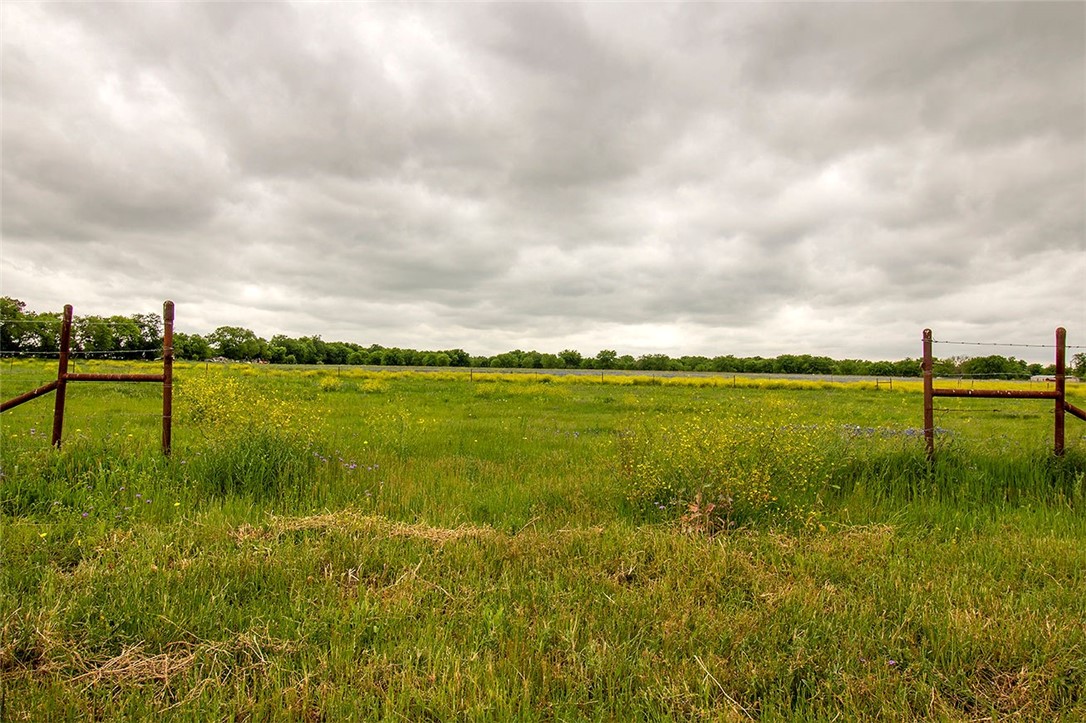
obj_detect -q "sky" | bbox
[2,2,1083,362]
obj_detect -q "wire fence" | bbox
[930,338,1085,350]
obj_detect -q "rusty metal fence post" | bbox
[1055,327,1066,456]
[162,300,174,456]
[922,328,934,460]
[50,305,73,448]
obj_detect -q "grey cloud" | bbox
[2,2,1082,361]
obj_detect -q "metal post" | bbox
[1055,327,1066,456]
[51,305,73,448]
[922,328,934,460]
[162,300,174,456]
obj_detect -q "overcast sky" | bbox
[2,2,1083,361]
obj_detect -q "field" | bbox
[2,360,1085,721]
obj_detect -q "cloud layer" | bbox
[3,2,1083,361]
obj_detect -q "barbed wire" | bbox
[931,375,1064,380]
[1,349,162,357]
[0,318,160,325]
[931,338,1085,349]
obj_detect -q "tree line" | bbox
[2,297,1080,378]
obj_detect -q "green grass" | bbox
[2,360,1085,720]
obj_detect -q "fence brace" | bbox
[923,327,1085,459]
[0,301,175,455]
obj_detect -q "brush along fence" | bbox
[922,327,1085,458]
[0,301,175,454]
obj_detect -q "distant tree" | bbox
[869,361,895,376]
[594,350,617,369]
[680,355,712,372]
[22,312,62,354]
[932,357,962,376]
[835,359,869,376]
[132,313,163,359]
[174,332,212,360]
[636,354,679,371]
[710,355,740,373]
[443,349,471,367]
[325,342,351,365]
[960,355,1027,380]
[0,297,28,354]
[891,358,922,377]
[490,351,523,369]
[208,326,264,360]
[73,315,115,355]
[1071,353,1086,377]
[558,349,583,369]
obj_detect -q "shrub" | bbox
[177,376,320,499]
[620,401,840,531]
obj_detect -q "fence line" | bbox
[931,338,1086,349]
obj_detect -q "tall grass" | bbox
[2,361,1084,720]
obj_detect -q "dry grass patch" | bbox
[232,509,499,545]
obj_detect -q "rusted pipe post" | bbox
[51,304,73,448]
[1055,327,1066,456]
[163,300,174,456]
[922,328,934,460]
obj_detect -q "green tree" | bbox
[636,354,679,371]
[1,297,28,354]
[891,358,922,377]
[443,349,470,367]
[174,332,212,361]
[73,315,116,355]
[594,350,617,369]
[558,349,583,369]
[960,355,1027,380]
[23,312,62,354]
[208,326,264,360]
[1071,353,1086,377]
[132,313,163,359]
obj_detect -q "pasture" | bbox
[2,360,1085,720]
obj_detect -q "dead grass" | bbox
[232,509,499,545]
